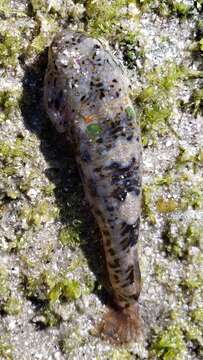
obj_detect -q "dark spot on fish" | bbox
[107,162,122,170]
[54,97,60,111]
[81,95,86,101]
[105,237,111,247]
[96,82,103,88]
[94,209,102,216]
[109,257,120,269]
[127,134,133,141]
[107,205,114,212]
[112,187,127,202]
[120,222,140,250]
[120,227,138,251]
[108,248,116,257]
[81,150,91,162]
[126,265,134,274]
[94,44,101,49]
[113,274,119,281]
[125,268,134,285]
[99,91,105,100]
[111,126,124,136]
[121,219,140,236]
[94,166,102,173]
[103,229,109,236]
[88,179,98,197]
[129,293,139,301]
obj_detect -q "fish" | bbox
[44,30,142,344]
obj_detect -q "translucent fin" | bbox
[98,303,141,344]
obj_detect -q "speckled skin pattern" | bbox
[44,31,142,342]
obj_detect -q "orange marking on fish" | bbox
[84,115,94,124]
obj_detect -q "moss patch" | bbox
[20,200,59,228]
[22,270,82,305]
[0,32,22,68]
[86,0,139,39]
[0,90,21,123]
[150,324,186,359]
[135,63,186,145]
[0,338,13,360]
[156,197,179,213]
[58,226,81,248]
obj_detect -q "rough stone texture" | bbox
[0,1,202,359]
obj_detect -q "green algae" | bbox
[22,270,82,305]
[2,297,22,316]
[0,267,22,316]
[6,234,27,254]
[30,0,48,13]
[171,1,191,17]
[20,200,59,228]
[0,0,11,15]
[86,0,138,39]
[0,267,10,304]
[190,308,203,324]
[181,185,203,210]
[30,0,85,19]
[162,220,203,258]
[136,0,191,17]
[155,174,173,186]
[156,197,179,213]
[28,14,58,56]
[117,25,145,68]
[58,226,81,248]
[0,339,13,360]
[186,222,203,247]
[185,324,203,349]
[191,88,203,116]
[150,324,186,360]
[41,305,62,327]
[0,90,21,123]
[59,328,84,355]
[105,349,132,359]
[135,63,186,145]
[48,278,81,303]
[142,185,156,224]
[175,147,195,167]
[0,139,30,163]
[42,183,55,196]
[21,268,83,329]
[137,0,194,17]
[181,273,203,291]
[0,32,22,68]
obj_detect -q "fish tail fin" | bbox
[98,303,141,344]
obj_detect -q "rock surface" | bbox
[0,1,202,359]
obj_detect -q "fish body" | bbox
[44,31,142,343]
